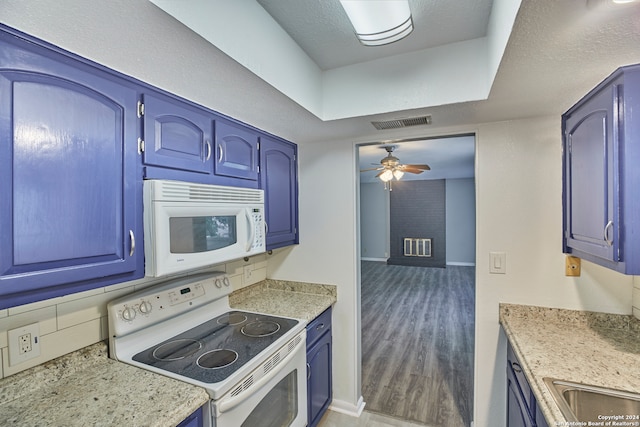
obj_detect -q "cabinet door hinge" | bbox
[137,101,145,118]
[137,138,145,154]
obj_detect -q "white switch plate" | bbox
[489,252,507,274]
[8,323,41,366]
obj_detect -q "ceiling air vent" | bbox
[371,115,432,130]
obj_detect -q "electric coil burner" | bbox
[108,272,308,427]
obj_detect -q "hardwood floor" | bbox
[360,261,475,427]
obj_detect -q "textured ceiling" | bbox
[255,0,493,70]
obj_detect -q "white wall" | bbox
[359,182,389,260]
[446,178,476,265]
[267,138,363,414]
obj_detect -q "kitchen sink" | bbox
[544,377,640,423]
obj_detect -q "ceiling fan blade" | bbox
[374,170,386,178]
[402,164,431,170]
[360,167,383,172]
[401,168,425,174]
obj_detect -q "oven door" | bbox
[212,338,307,427]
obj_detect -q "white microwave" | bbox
[143,180,265,277]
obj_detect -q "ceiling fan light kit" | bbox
[339,0,414,46]
[361,145,431,189]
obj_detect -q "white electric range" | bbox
[108,272,307,427]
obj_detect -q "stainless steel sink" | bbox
[544,377,640,422]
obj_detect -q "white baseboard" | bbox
[446,261,476,266]
[328,396,366,417]
[360,257,387,262]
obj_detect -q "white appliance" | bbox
[144,180,265,277]
[108,272,307,427]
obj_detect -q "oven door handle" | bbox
[217,342,303,414]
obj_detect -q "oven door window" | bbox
[242,370,298,427]
[169,216,237,253]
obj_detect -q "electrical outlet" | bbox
[19,333,32,354]
[8,323,41,366]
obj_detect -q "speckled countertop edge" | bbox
[229,279,337,322]
[0,341,210,427]
[500,303,640,425]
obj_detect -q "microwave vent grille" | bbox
[158,181,264,203]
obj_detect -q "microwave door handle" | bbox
[245,208,255,252]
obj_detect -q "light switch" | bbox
[490,252,506,274]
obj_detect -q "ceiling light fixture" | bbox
[339,0,413,46]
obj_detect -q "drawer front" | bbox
[306,307,332,347]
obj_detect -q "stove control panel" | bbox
[107,272,231,337]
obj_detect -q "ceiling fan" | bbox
[361,145,430,182]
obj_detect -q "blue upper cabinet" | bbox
[214,118,259,183]
[562,64,640,274]
[259,135,299,250]
[0,26,143,309]
[141,91,215,177]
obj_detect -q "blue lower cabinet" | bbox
[306,308,332,427]
[506,340,549,427]
[177,406,204,427]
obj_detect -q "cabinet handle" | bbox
[604,220,614,246]
[307,363,311,380]
[129,230,135,257]
[316,323,325,331]
[218,144,224,163]
[205,140,212,161]
[512,362,522,374]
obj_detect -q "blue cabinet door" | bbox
[260,135,298,250]
[214,118,259,182]
[0,26,142,309]
[142,91,214,175]
[306,308,332,427]
[507,366,535,427]
[563,82,619,263]
[563,64,640,274]
[307,330,332,427]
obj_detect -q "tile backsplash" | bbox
[0,254,267,379]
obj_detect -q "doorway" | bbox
[357,135,476,427]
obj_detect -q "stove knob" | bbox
[215,278,222,288]
[121,307,136,321]
[223,277,230,287]
[139,301,152,314]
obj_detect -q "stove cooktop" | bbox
[132,310,299,384]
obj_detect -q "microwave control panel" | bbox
[252,208,265,251]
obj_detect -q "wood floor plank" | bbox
[360,261,475,427]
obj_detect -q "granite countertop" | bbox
[0,342,209,427]
[500,303,640,424]
[229,279,337,322]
